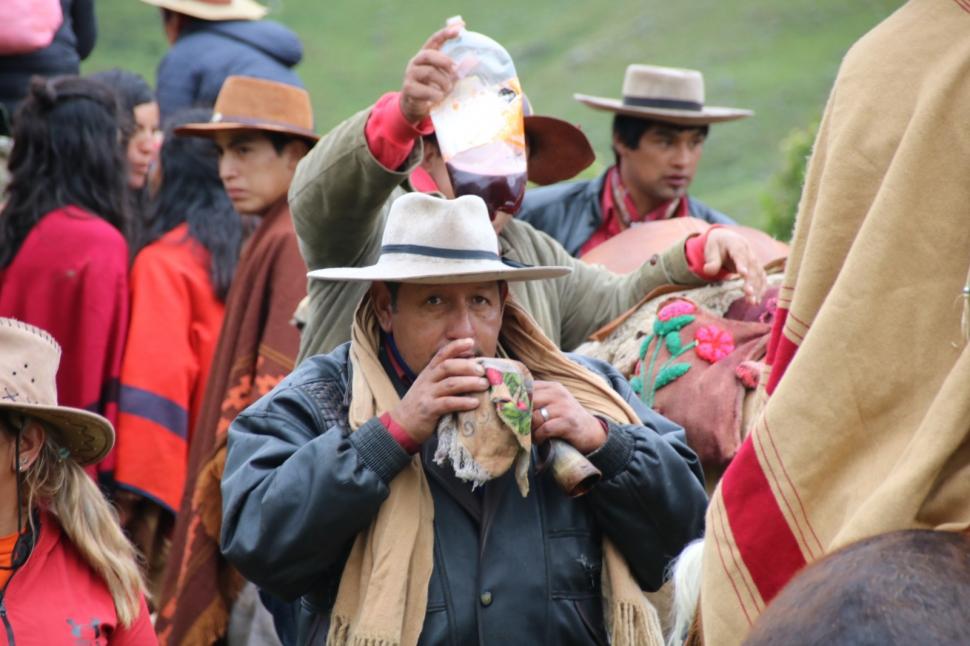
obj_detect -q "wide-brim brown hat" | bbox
[175,75,318,144]
[309,193,571,284]
[523,114,595,186]
[0,319,114,466]
[575,64,753,126]
[138,0,267,21]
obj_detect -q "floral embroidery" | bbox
[695,325,735,363]
[630,300,699,406]
[657,300,696,322]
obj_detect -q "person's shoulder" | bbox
[133,230,205,278]
[686,196,735,225]
[249,343,351,412]
[522,177,598,211]
[45,206,126,249]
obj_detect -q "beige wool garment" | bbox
[699,1,970,643]
[327,295,664,646]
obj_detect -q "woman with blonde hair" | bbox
[0,318,155,644]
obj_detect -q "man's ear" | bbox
[611,131,630,159]
[283,140,311,172]
[420,137,441,168]
[370,282,394,333]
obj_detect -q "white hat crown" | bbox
[308,193,570,284]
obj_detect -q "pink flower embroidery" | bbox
[657,300,696,321]
[694,325,735,363]
[484,367,504,386]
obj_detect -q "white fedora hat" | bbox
[0,319,114,466]
[575,64,753,125]
[308,193,571,284]
[139,0,267,22]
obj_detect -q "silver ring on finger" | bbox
[539,407,550,423]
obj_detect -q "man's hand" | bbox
[702,228,768,304]
[400,26,461,125]
[389,339,488,445]
[531,381,607,454]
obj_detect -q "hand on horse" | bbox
[399,25,461,126]
[389,338,488,446]
[703,227,768,304]
[531,381,607,454]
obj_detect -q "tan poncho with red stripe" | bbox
[699,1,970,642]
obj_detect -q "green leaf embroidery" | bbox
[629,375,643,395]
[638,334,654,360]
[665,331,683,355]
[654,363,691,390]
[654,314,696,338]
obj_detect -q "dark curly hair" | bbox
[0,76,130,267]
[138,108,242,301]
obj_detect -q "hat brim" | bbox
[175,121,319,145]
[308,259,571,284]
[138,0,267,21]
[0,402,114,467]
[523,115,595,186]
[574,94,753,125]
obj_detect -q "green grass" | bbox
[86,0,900,228]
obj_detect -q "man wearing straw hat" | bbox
[519,64,753,257]
[291,27,765,360]
[149,75,315,646]
[222,191,707,645]
[139,0,304,119]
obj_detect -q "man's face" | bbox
[373,281,505,374]
[614,124,706,210]
[213,131,304,216]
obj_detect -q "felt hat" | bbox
[175,76,318,144]
[575,64,753,126]
[308,193,571,284]
[521,101,595,185]
[138,0,267,21]
[0,319,114,466]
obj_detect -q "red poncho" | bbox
[0,206,128,483]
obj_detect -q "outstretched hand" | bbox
[389,338,488,446]
[399,26,461,125]
[702,228,768,304]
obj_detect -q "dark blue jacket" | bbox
[156,19,304,120]
[221,343,707,645]
[518,170,736,257]
[0,0,96,122]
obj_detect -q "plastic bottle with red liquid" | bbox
[431,17,527,219]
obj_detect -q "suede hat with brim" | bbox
[138,0,267,21]
[308,193,571,284]
[0,319,114,466]
[175,76,318,144]
[522,114,595,186]
[575,64,753,126]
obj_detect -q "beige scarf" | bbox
[327,295,664,646]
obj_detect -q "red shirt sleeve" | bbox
[685,225,731,280]
[380,412,420,454]
[364,91,434,171]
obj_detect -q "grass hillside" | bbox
[87,0,900,229]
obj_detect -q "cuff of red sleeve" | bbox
[364,92,434,171]
[380,411,420,454]
[685,224,731,281]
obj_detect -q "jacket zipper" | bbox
[0,541,23,646]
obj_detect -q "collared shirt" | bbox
[580,165,691,256]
